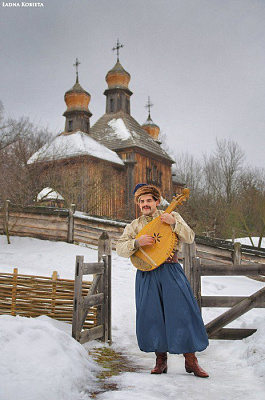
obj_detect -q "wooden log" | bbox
[85,274,101,297]
[201,263,265,276]
[8,205,69,216]
[67,204,75,243]
[183,242,196,286]
[193,257,202,310]
[11,268,18,315]
[205,286,265,337]
[81,293,104,309]
[209,328,257,340]
[79,325,104,344]
[202,296,265,308]
[232,242,242,265]
[72,256,84,341]
[98,232,112,343]
[51,271,58,317]
[82,262,104,275]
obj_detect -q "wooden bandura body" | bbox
[130,189,189,271]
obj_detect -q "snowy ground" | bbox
[0,235,264,400]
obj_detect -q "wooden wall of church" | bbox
[134,152,173,200]
[38,156,127,219]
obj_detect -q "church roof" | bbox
[90,111,174,163]
[37,187,65,201]
[65,80,90,96]
[27,131,125,167]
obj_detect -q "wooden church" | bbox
[28,43,183,220]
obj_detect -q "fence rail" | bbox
[0,201,125,249]
[183,242,265,340]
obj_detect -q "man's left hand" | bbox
[160,213,175,225]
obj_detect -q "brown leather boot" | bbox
[151,352,168,374]
[183,353,209,378]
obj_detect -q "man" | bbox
[116,184,209,377]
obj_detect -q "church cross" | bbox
[112,39,124,62]
[73,58,81,83]
[145,96,154,119]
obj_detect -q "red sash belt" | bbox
[164,252,178,264]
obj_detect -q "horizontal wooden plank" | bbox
[8,206,69,216]
[82,262,104,275]
[9,223,68,234]
[7,232,67,241]
[79,325,104,343]
[209,328,257,340]
[202,296,265,308]
[205,286,265,337]
[81,293,104,309]
[201,263,265,276]
[9,212,68,224]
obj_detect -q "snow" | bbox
[108,119,131,140]
[27,131,125,166]
[0,315,100,400]
[229,237,265,247]
[37,187,64,201]
[0,234,264,399]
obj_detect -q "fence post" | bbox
[193,257,202,310]
[72,256,84,341]
[98,231,112,343]
[11,268,18,316]
[68,204,76,243]
[51,271,58,317]
[183,241,196,289]
[3,200,11,244]
[232,242,242,265]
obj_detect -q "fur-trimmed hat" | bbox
[134,184,161,204]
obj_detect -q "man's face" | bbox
[138,194,159,216]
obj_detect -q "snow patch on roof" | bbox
[108,118,131,140]
[37,187,64,201]
[27,131,124,166]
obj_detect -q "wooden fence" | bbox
[0,269,96,329]
[72,232,112,344]
[0,232,112,344]
[0,201,125,248]
[183,242,265,340]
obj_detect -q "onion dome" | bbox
[105,61,131,89]
[64,77,91,111]
[63,76,92,134]
[142,116,160,141]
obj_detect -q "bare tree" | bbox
[0,114,54,205]
[203,139,245,203]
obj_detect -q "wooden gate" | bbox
[72,232,112,344]
[182,242,265,340]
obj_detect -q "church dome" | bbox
[64,79,91,111]
[142,116,160,141]
[105,61,131,89]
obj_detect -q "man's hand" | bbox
[160,213,175,225]
[137,235,155,247]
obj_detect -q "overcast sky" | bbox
[1,0,264,168]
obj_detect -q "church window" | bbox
[152,165,157,182]
[126,98,130,113]
[146,167,152,182]
[68,120,73,132]
[110,98,114,112]
[117,96,121,111]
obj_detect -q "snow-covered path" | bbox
[0,236,264,399]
